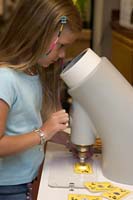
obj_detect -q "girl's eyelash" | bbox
[59,44,64,48]
[56,43,65,49]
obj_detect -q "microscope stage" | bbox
[48,152,97,189]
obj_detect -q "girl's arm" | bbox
[0,99,40,157]
[0,100,69,157]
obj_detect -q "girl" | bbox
[0,0,82,199]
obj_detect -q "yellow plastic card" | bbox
[74,162,93,174]
[102,187,130,200]
[68,194,102,200]
[84,182,115,192]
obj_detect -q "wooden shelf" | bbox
[111,27,133,84]
[111,20,133,40]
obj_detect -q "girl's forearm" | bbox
[0,132,40,157]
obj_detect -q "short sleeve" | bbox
[0,69,17,107]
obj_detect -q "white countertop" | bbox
[37,142,133,200]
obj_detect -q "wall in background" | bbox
[92,0,120,59]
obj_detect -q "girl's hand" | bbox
[41,110,69,141]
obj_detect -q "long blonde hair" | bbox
[0,0,82,119]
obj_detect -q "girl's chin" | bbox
[42,64,49,68]
[42,62,55,67]
[38,61,54,68]
[38,63,49,68]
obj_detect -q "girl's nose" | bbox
[59,48,66,59]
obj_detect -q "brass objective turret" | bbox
[76,145,90,164]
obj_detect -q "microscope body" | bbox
[61,49,133,185]
[70,101,96,163]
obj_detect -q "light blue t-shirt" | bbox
[0,67,44,185]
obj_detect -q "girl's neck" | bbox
[25,65,39,76]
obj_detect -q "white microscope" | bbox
[60,48,133,185]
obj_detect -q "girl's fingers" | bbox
[53,109,69,117]
[58,116,69,123]
[59,123,68,131]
